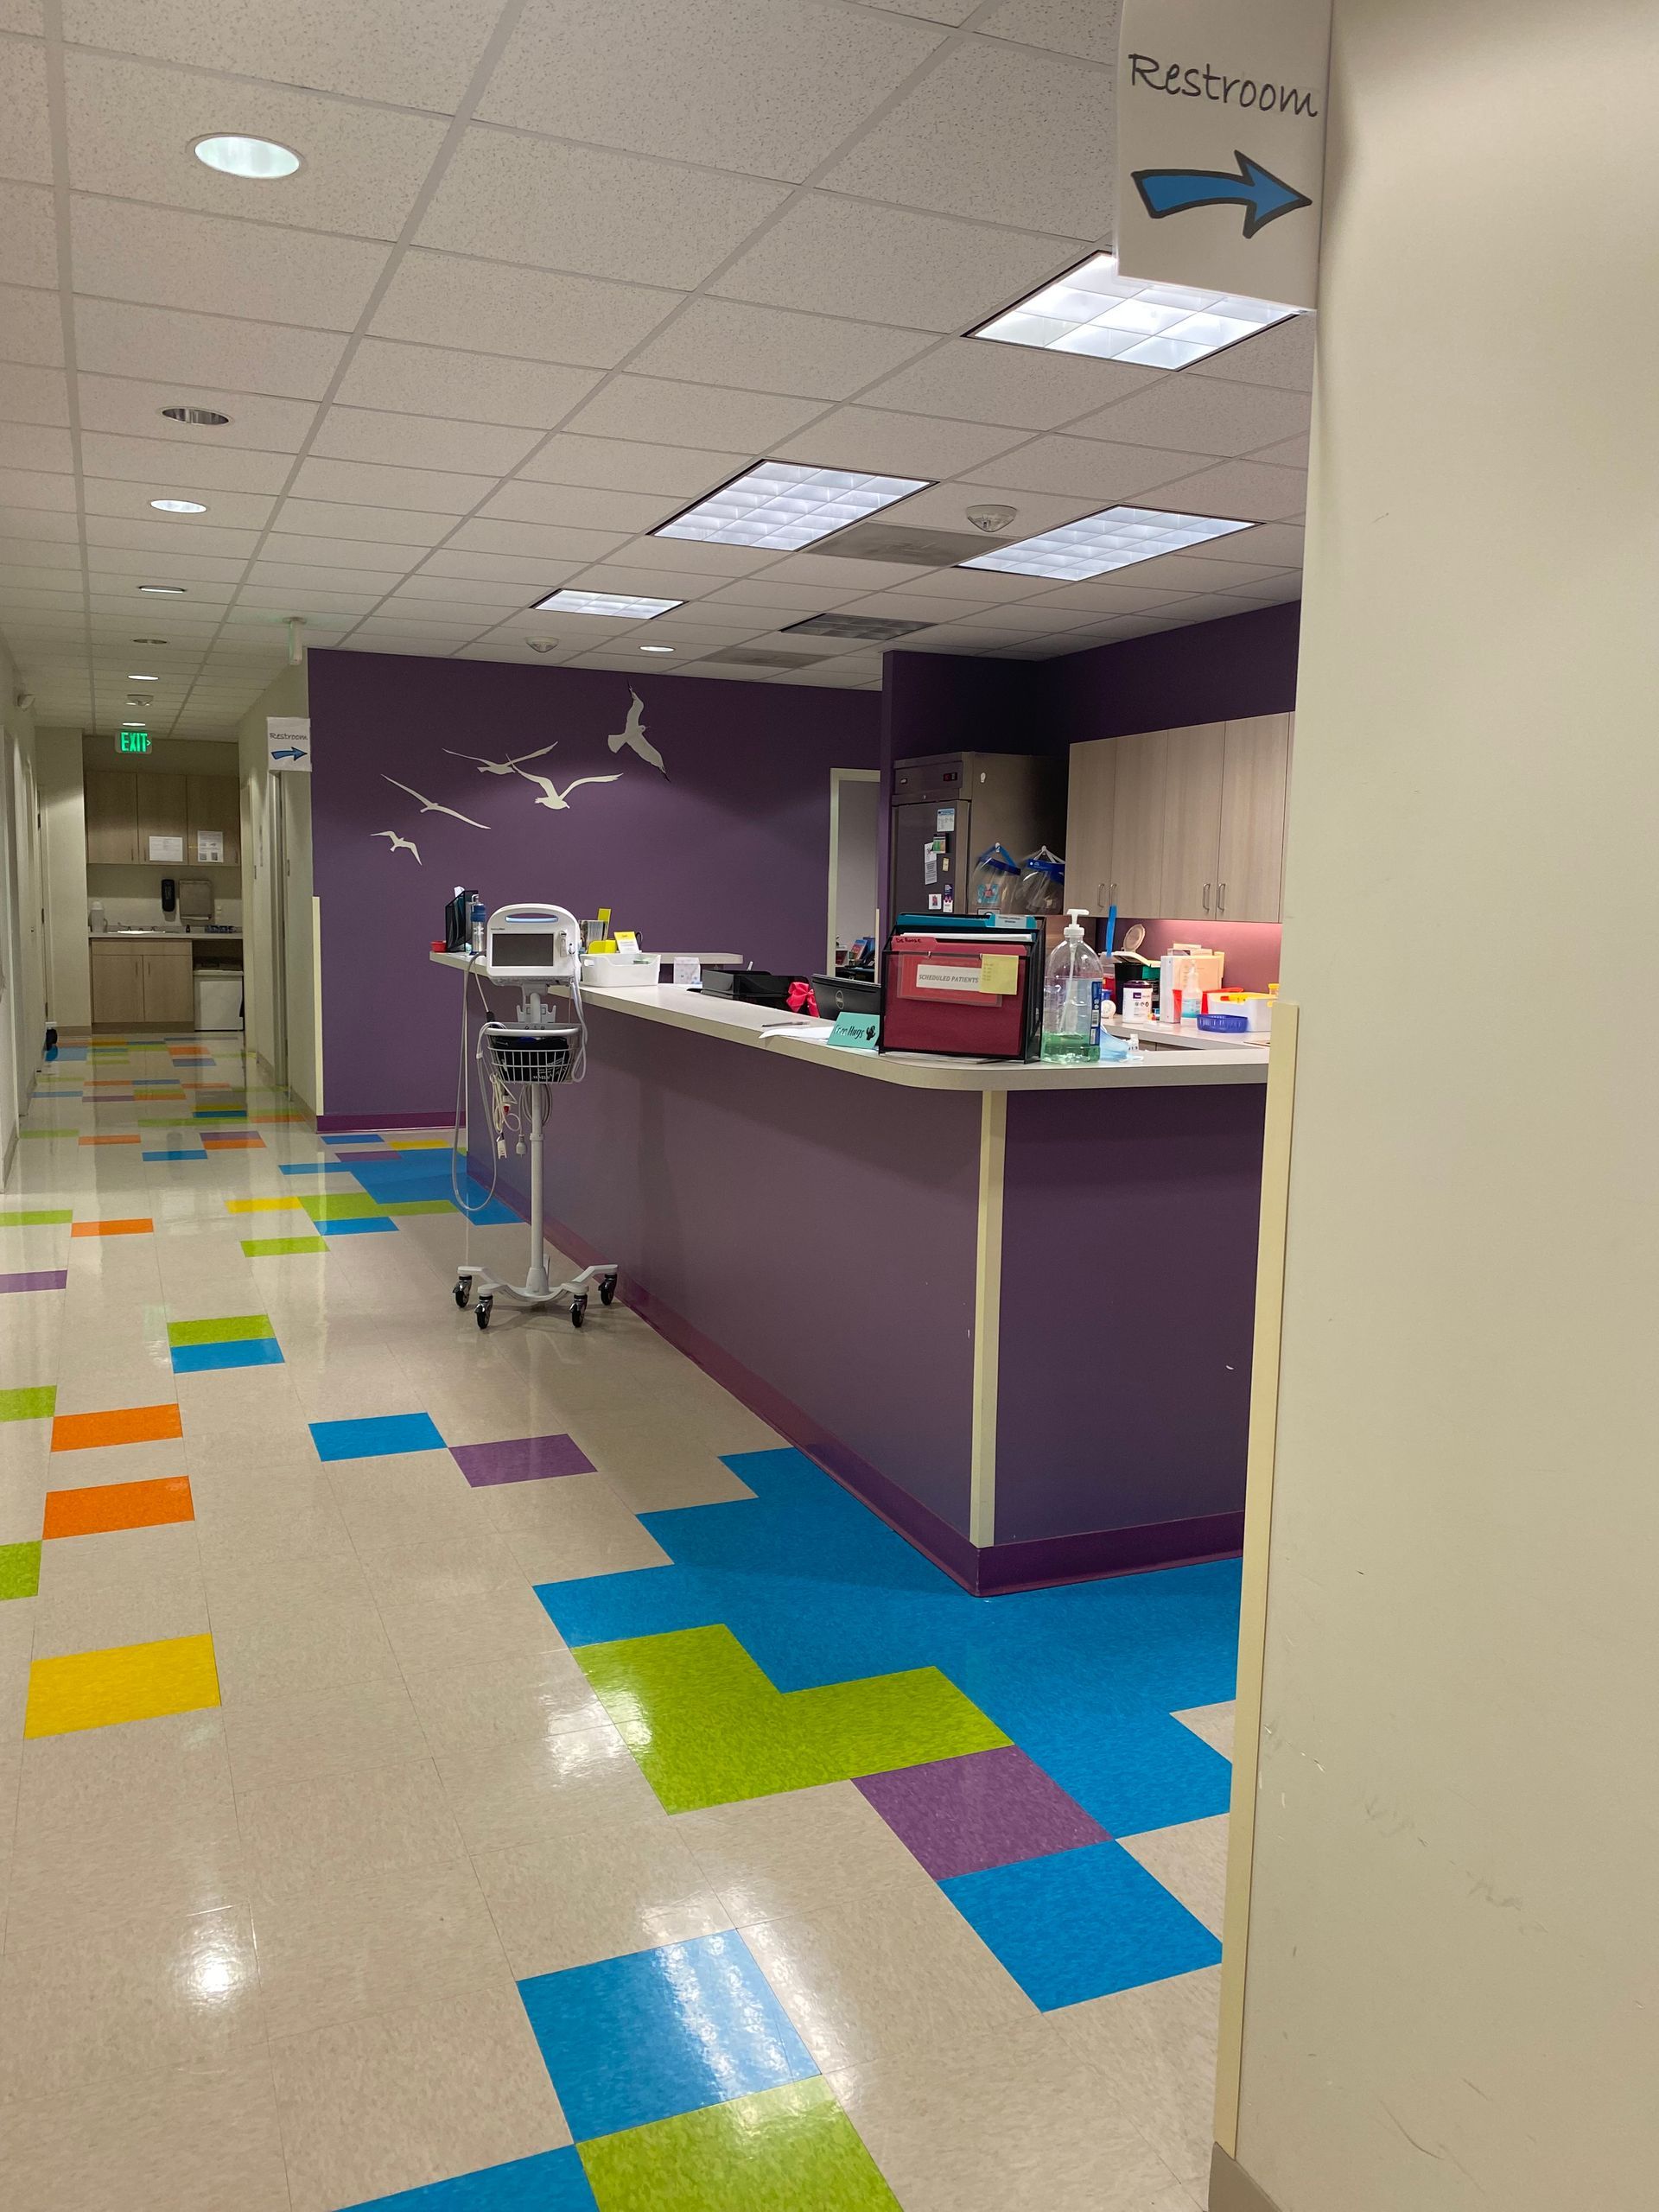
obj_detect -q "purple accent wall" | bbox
[308,650,880,1124]
[1039,600,1300,745]
[994,1084,1266,1546]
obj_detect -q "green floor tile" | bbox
[167,1314,274,1347]
[575,1624,1008,1814]
[297,1192,383,1220]
[240,1236,329,1257]
[380,1199,455,1216]
[581,2081,898,2211]
[0,1541,42,1601]
[0,1386,56,1422]
[0,1210,73,1225]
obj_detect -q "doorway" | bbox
[827,768,880,973]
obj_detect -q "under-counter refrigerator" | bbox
[887,751,1064,924]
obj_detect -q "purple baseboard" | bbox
[317,1109,452,1131]
[537,1194,1241,1599]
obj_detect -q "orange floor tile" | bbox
[43,1472,194,1539]
[79,1135,141,1147]
[69,1216,154,1236]
[49,1402,183,1452]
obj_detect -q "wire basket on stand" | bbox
[483,1027,578,1086]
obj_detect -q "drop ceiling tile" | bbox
[248,559,399,595]
[1190,316,1316,391]
[1019,577,1193,613]
[516,434,748,497]
[60,0,505,109]
[367,257,679,374]
[1071,377,1311,460]
[772,405,1024,481]
[62,50,448,239]
[73,300,347,398]
[859,340,1155,429]
[0,534,78,568]
[419,547,582,589]
[978,0,1112,60]
[245,532,423,571]
[0,502,77,541]
[0,423,69,472]
[416,130,791,290]
[88,585,234,613]
[0,583,82,610]
[337,636,461,658]
[749,550,938,591]
[712,193,1078,334]
[0,467,73,512]
[1091,552,1287,595]
[0,34,50,186]
[832,587,969,618]
[445,516,629,563]
[558,559,718,601]
[820,41,1111,235]
[627,299,934,402]
[479,480,677,534]
[369,594,512,627]
[877,561,1057,601]
[480,0,943,180]
[1209,571,1301,604]
[875,479,1091,536]
[384,573,529,607]
[565,376,820,451]
[1137,459,1306,521]
[91,549,249,580]
[288,454,495,514]
[339,618,488,644]
[0,361,68,425]
[0,283,62,369]
[0,2,43,32]
[0,181,55,289]
[271,498,454,546]
[75,375,317,451]
[69,199,389,329]
[83,477,276,530]
[1249,434,1310,468]
[234,585,381,616]
[79,430,292,494]
[963,435,1212,501]
[937,603,1101,634]
[594,536,773,576]
[86,514,260,556]
[311,406,541,477]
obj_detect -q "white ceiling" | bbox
[0,0,1309,739]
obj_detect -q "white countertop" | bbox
[90,929,243,942]
[431,952,1267,1092]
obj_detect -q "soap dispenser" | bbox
[1041,909,1107,1063]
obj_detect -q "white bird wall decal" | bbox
[513,766,622,812]
[374,830,422,863]
[606,690,667,776]
[442,741,560,775]
[382,775,489,829]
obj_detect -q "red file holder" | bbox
[880,931,1037,1059]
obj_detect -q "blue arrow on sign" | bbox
[1132,149,1311,239]
[271,747,308,761]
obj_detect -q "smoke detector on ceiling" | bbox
[526,637,559,654]
[967,505,1017,535]
[15,690,35,711]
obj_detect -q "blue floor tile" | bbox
[338,2146,597,2210]
[518,1932,817,2142]
[942,1840,1222,2008]
[316,1216,397,1236]
[280,1162,360,1176]
[170,1338,285,1376]
[142,1149,207,1162]
[309,1412,446,1461]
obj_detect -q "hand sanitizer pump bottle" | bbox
[1041,909,1106,1063]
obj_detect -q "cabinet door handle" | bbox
[1202,881,1211,913]
[1217,881,1227,915]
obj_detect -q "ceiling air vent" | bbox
[780,613,933,642]
[812,522,1014,566]
[700,646,830,669]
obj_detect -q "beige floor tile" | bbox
[0,2053,290,2212]
[14,1707,233,1859]
[5,1815,251,1952]
[252,1859,508,2040]
[591,1454,759,1515]
[474,1819,732,1977]
[286,1346,435,1420]
[673,1780,930,1927]
[398,1649,603,1758]
[34,1517,200,1595]
[374,1575,569,1675]
[830,2012,1191,2212]
[270,1972,569,2212]
[29,1563,208,1660]
[188,1459,354,1567]
[205,1552,401,1703]
[173,1366,313,1459]
[435,1721,664,1854]
[36,1435,188,1486]
[325,1450,488,1550]
[220,1675,429,1795]
[487,1477,673,1581]
[0,1464,49,1546]
[1062,1967,1222,2189]
[1173,1700,1235,1762]
[1117,1816,1230,1938]
[238,1755,468,1902]
[0,1902,263,2104]
[742,1878,1034,2075]
[353,1529,528,1608]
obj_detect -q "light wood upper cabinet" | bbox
[1159,722,1227,920]
[1064,735,1117,912]
[1107,728,1168,913]
[135,772,188,860]
[84,770,139,863]
[1217,714,1294,922]
[187,774,240,865]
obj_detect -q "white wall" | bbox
[237,664,312,1103]
[0,635,42,1166]
[1225,3,1659,2208]
[34,727,89,1027]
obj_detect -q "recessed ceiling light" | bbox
[529,590,682,620]
[639,645,675,654]
[138,584,186,595]
[972,252,1299,370]
[161,405,230,427]
[132,636,168,645]
[959,505,1254,582]
[125,695,149,707]
[654,461,930,552]
[193,134,302,181]
[128,673,158,683]
[150,497,207,514]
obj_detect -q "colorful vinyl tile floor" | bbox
[0,1029,1232,2212]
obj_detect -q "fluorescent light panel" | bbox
[961,505,1252,582]
[973,252,1297,371]
[655,462,929,552]
[529,589,682,619]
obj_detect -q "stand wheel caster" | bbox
[475,1295,493,1331]
[454,1278,470,1308]
[600,1274,618,1306]
[570,1295,588,1329]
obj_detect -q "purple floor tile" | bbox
[449,1432,595,1487]
[855,1745,1110,1879]
[0,1269,68,1294]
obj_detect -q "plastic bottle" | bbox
[1041,908,1106,1062]
[468,893,486,956]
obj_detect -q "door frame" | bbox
[827,766,880,972]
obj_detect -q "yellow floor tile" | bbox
[25,1632,221,1738]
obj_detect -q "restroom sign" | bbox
[1116,0,1331,310]
[267,715,311,772]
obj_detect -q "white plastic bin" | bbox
[194,967,244,1031]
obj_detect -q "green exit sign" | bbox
[118,729,150,753]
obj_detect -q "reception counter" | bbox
[438,959,1268,1595]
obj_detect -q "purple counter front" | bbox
[467,997,1265,1596]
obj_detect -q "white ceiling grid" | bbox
[0,0,1308,738]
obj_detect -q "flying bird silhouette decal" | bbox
[442,741,560,775]
[512,766,622,812]
[374,830,421,863]
[382,776,489,829]
[606,690,666,776]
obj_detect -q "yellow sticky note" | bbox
[979,954,1019,995]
